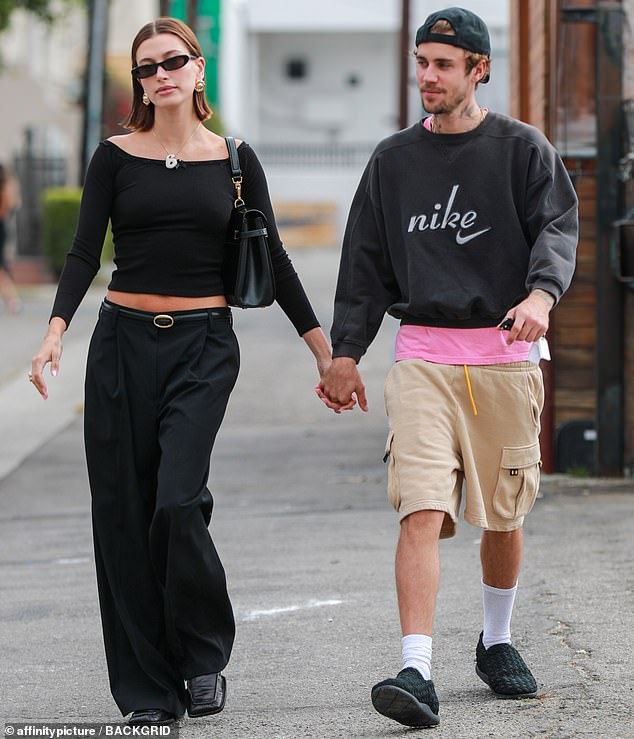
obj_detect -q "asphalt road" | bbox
[1,248,633,738]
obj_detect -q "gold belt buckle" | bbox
[153,314,174,329]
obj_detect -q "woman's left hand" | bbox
[302,327,354,412]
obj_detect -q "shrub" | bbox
[41,187,114,275]
[41,188,81,276]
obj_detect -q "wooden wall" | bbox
[510,0,553,131]
[555,158,597,425]
[512,0,633,474]
[510,0,599,455]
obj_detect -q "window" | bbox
[286,58,308,80]
[556,7,597,156]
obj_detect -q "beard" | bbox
[421,88,468,115]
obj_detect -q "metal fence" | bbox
[256,142,375,168]
[13,130,67,257]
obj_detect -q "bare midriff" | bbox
[106,290,228,312]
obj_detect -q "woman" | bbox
[0,163,22,314]
[30,17,334,726]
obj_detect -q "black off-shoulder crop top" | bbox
[50,140,319,335]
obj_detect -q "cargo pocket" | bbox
[383,431,400,511]
[492,443,541,519]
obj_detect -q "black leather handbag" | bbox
[223,136,276,309]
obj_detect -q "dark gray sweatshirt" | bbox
[331,112,578,361]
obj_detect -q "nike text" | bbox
[407,185,491,245]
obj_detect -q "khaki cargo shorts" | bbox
[384,359,544,538]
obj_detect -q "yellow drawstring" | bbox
[463,365,478,416]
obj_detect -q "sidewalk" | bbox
[1,252,633,738]
[0,285,102,480]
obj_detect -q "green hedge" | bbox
[41,188,81,275]
[41,187,114,275]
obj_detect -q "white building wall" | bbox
[219,0,250,137]
[219,0,510,244]
[256,31,398,145]
[245,0,399,32]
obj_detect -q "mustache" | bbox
[421,87,445,93]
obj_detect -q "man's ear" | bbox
[474,59,488,84]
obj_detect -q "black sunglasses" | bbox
[131,53,197,80]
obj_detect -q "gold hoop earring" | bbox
[195,79,205,93]
[142,92,150,106]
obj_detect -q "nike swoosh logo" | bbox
[455,227,491,245]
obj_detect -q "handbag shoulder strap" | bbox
[225,136,241,177]
[225,136,244,207]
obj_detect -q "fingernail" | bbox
[51,369,57,377]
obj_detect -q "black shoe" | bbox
[475,632,538,698]
[371,667,440,728]
[128,709,175,726]
[187,672,227,717]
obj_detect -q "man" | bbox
[318,6,578,730]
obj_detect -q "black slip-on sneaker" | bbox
[475,632,538,698]
[371,667,440,728]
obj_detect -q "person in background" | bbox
[318,6,578,729]
[0,163,22,314]
[29,16,335,727]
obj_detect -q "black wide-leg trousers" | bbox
[84,302,240,717]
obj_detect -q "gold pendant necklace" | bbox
[152,121,202,169]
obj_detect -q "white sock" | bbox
[482,578,517,649]
[402,634,432,680]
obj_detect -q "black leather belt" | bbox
[101,300,231,328]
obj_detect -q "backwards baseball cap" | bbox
[415,7,491,70]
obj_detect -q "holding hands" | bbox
[316,356,368,414]
[302,326,366,413]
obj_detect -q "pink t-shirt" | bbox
[395,325,532,365]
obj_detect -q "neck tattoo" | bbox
[152,121,202,169]
[431,106,486,134]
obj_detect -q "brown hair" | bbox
[122,17,212,131]
[428,19,490,84]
